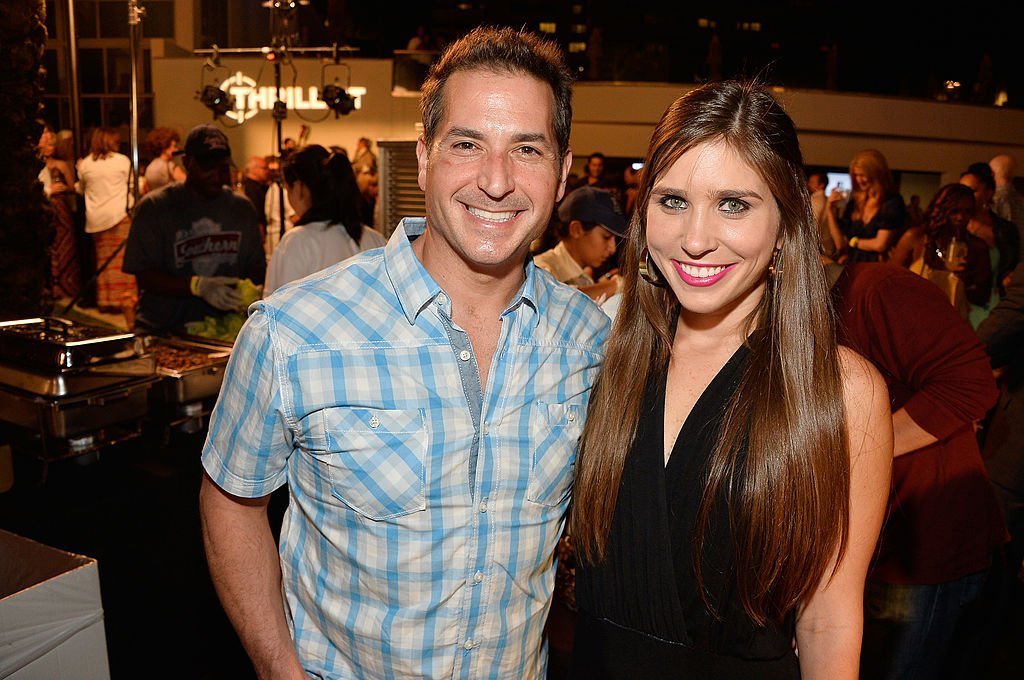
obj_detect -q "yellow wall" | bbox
[153,56,1024,184]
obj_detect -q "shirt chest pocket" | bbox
[527,401,584,507]
[311,407,427,520]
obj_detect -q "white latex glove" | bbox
[191,276,242,311]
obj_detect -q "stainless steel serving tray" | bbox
[147,337,232,403]
[0,317,142,372]
[0,355,157,398]
[0,374,160,439]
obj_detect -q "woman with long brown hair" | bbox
[570,81,892,679]
[825,148,906,263]
[892,183,990,318]
[76,127,136,313]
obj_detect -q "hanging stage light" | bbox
[199,84,233,119]
[320,57,355,118]
[320,84,355,117]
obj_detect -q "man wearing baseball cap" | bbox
[534,184,626,302]
[124,124,266,333]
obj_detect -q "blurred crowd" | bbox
[33,119,1024,677]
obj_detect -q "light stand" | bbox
[193,2,358,245]
[128,0,145,211]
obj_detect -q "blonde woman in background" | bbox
[826,149,906,263]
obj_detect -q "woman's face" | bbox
[38,130,55,158]
[948,197,974,229]
[646,140,780,327]
[851,166,873,192]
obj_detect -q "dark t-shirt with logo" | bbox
[124,183,266,333]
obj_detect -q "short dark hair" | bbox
[587,152,606,164]
[283,144,366,243]
[961,162,996,191]
[420,26,573,163]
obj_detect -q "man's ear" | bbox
[555,149,573,203]
[415,135,429,192]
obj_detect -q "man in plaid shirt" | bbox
[199,26,609,679]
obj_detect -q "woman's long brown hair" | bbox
[89,127,120,161]
[571,80,850,625]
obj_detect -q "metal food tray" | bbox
[0,317,142,372]
[0,355,157,398]
[0,374,160,439]
[148,337,232,403]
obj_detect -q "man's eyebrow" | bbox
[511,132,551,145]
[441,128,553,146]
[443,126,484,141]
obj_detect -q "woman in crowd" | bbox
[826,148,906,262]
[892,184,990,318]
[959,162,1020,327]
[263,144,386,295]
[76,127,136,313]
[569,80,892,679]
[38,126,80,300]
[143,127,186,193]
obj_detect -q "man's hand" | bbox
[192,276,242,311]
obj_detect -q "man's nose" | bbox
[477,153,514,199]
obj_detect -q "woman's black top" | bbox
[840,193,907,263]
[572,344,800,679]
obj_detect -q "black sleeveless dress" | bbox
[572,345,801,679]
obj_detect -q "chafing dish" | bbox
[0,318,159,457]
[146,337,232,403]
[0,317,142,372]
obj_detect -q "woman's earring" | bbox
[768,248,783,279]
[639,247,667,287]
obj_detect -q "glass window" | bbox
[45,0,57,38]
[75,1,99,39]
[99,2,130,39]
[200,0,229,48]
[43,49,61,93]
[106,48,134,93]
[144,2,175,39]
[79,49,105,94]
[41,96,62,129]
[104,97,131,128]
[82,97,102,129]
[143,48,152,91]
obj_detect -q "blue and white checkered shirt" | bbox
[202,218,609,679]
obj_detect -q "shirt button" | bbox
[436,293,447,306]
[464,639,474,650]
[369,415,380,428]
[459,350,471,361]
[479,501,487,513]
[482,423,489,436]
[474,571,483,584]
[567,411,576,422]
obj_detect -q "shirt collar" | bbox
[385,217,540,327]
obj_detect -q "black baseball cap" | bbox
[557,185,628,237]
[176,124,232,165]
